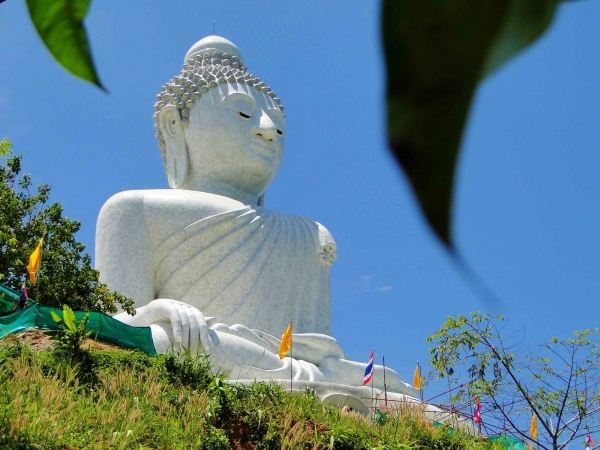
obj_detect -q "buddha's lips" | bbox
[249,139,277,157]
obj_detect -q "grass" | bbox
[0,336,504,449]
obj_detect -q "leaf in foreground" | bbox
[26,0,105,90]
[382,0,558,248]
[0,138,12,157]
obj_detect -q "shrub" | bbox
[0,144,134,315]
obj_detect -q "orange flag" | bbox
[27,236,44,284]
[413,363,421,391]
[530,413,537,442]
[278,322,292,359]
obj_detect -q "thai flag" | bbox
[473,396,482,424]
[14,281,28,312]
[585,433,596,450]
[363,349,374,385]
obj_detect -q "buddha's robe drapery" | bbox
[152,206,335,337]
[101,193,418,399]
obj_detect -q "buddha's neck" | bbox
[181,177,260,207]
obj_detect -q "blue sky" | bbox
[1,1,599,395]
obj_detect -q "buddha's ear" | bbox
[159,105,189,189]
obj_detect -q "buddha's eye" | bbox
[226,100,253,119]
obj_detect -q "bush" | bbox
[0,144,134,315]
[160,349,215,390]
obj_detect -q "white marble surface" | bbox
[98,192,334,336]
[96,35,419,409]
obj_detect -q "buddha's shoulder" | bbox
[263,209,333,238]
[265,210,336,264]
[100,189,246,217]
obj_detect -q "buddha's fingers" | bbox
[164,302,183,348]
[183,303,200,354]
[194,309,212,355]
[290,333,346,359]
[253,330,280,349]
[175,302,190,351]
[254,330,346,364]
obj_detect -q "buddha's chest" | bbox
[150,206,332,334]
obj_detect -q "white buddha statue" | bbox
[96,35,417,411]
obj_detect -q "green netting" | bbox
[0,284,36,315]
[0,284,20,315]
[0,304,156,356]
[0,283,20,301]
[433,422,526,449]
[0,305,38,337]
[488,435,526,449]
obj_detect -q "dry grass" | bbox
[0,340,504,449]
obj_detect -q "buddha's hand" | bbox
[254,331,346,366]
[113,299,211,354]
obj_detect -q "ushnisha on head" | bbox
[152,36,285,205]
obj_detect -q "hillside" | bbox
[0,333,501,449]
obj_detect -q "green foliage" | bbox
[0,141,134,315]
[382,0,559,247]
[49,304,91,357]
[0,138,12,157]
[25,0,104,90]
[427,313,600,449]
[0,340,505,449]
[160,349,215,390]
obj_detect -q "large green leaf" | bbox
[26,0,104,90]
[50,310,62,324]
[0,138,12,157]
[63,304,76,332]
[382,0,558,248]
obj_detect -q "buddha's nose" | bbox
[251,111,277,142]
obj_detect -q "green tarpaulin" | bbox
[433,422,526,449]
[488,435,526,450]
[0,283,24,315]
[0,293,156,356]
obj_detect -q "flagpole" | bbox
[35,262,42,305]
[38,228,46,303]
[39,230,44,302]
[383,356,388,408]
[278,322,293,394]
[419,362,423,402]
[371,352,375,419]
[29,229,45,304]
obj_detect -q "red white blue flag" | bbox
[363,349,375,385]
[13,281,28,312]
[585,432,596,450]
[473,396,482,424]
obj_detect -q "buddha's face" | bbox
[184,83,285,198]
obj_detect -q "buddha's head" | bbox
[153,36,285,205]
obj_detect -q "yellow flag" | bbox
[413,363,421,391]
[27,237,44,284]
[530,413,537,441]
[278,322,292,359]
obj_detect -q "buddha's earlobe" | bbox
[160,105,189,189]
